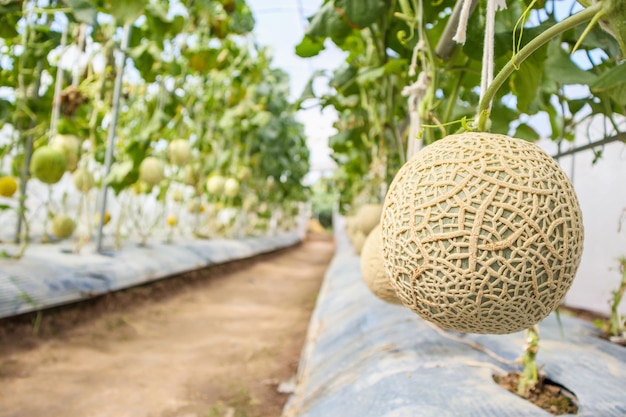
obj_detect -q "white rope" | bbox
[402,41,428,160]
[453,0,474,44]
[480,0,507,112]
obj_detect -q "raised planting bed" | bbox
[282,217,626,417]
[0,231,303,319]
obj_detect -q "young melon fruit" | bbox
[50,134,81,172]
[94,211,112,226]
[183,163,201,186]
[167,215,177,227]
[139,157,165,186]
[223,177,240,198]
[72,167,95,193]
[360,224,402,305]
[206,174,226,195]
[30,146,67,184]
[167,139,191,166]
[51,214,76,239]
[381,132,584,335]
[171,189,185,202]
[0,175,18,197]
[236,166,252,181]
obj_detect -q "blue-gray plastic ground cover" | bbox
[0,231,301,319]
[282,218,626,417]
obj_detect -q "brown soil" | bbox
[494,372,578,416]
[0,234,335,417]
[557,305,609,324]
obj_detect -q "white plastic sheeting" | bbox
[283,217,626,417]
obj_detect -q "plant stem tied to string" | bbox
[476,2,603,132]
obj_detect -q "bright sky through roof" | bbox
[246,0,344,180]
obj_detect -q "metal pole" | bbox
[96,23,131,252]
[14,61,43,244]
[49,25,68,140]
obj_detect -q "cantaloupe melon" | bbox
[72,167,95,193]
[0,175,18,197]
[30,146,67,184]
[351,229,367,255]
[139,157,165,186]
[168,139,191,166]
[51,214,76,239]
[360,224,401,304]
[50,134,81,172]
[381,132,584,334]
[354,203,383,236]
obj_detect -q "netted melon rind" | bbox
[51,214,76,239]
[381,132,584,335]
[350,229,367,254]
[355,203,383,236]
[360,224,402,304]
[139,157,165,186]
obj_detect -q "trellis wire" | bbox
[96,23,132,252]
[552,132,626,159]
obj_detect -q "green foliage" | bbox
[0,0,309,244]
[594,257,626,339]
[311,178,337,229]
[297,0,626,209]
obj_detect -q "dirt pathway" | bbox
[0,236,335,417]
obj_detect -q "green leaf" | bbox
[510,46,546,114]
[0,99,10,124]
[591,62,626,90]
[105,160,135,195]
[0,14,19,38]
[184,48,219,72]
[306,1,351,40]
[383,58,408,75]
[63,0,97,24]
[0,0,22,14]
[295,35,325,57]
[335,0,386,28]
[329,129,357,153]
[544,41,597,85]
[296,70,326,107]
[513,123,540,141]
[565,21,622,59]
[108,0,147,25]
[251,111,272,127]
[489,103,517,135]
[567,98,590,116]
[356,66,385,84]
[609,83,626,106]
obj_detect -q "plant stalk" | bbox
[609,258,626,337]
[476,2,603,131]
[517,325,540,397]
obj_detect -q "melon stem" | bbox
[517,325,540,397]
[476,2,602,131]
[609,258,626,337]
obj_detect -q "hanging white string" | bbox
[480,0,507,114]
[402,40,428,160]
[453,0,474,44]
